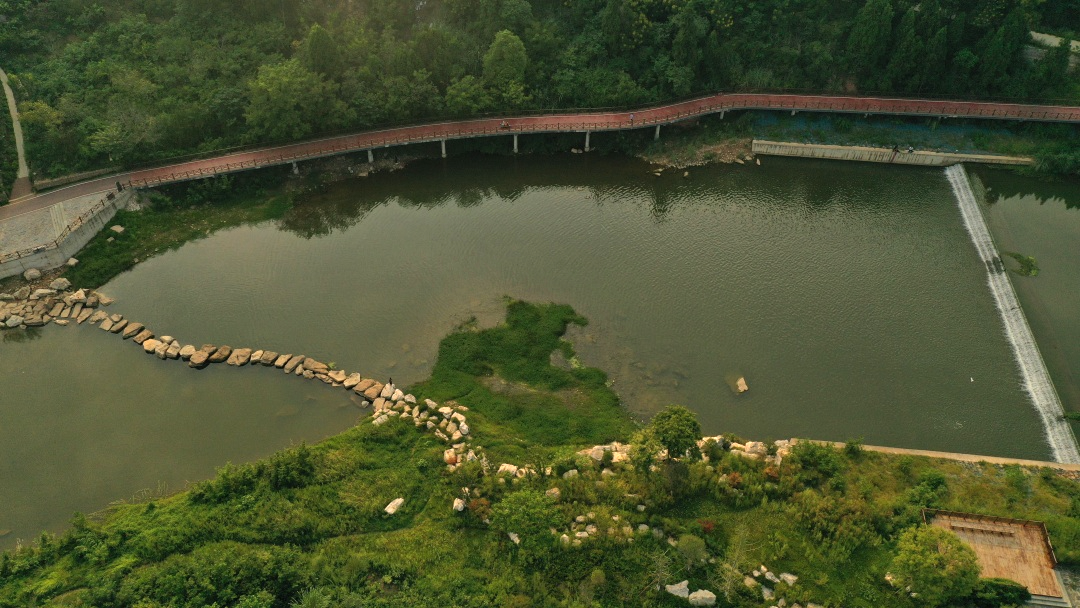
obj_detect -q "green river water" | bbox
[2,155,1077,547]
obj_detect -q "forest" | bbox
[0,0,1077,179]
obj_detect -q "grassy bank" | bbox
[61,170,294,289]
[2,300,1079,607]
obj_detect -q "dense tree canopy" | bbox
[2,0,1078,177]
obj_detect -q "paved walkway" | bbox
[0,67,31,201]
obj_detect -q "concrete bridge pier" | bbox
[790,110,797,116]
[654,125,661,140]
[441,139,447,158]
[720,111,725,119]
[291,162,299,175]
[367,150,374,163]
[584,131,591,152]
[513,134,518,154]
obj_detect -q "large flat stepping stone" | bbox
[226,348,252,366]
[303,358,328,374]
[208,346,232,363]
[88,310,108,325]
[142,339,162,353]
[49,303,64,317]
[363,382,383,400]
[343,373,363,389]
[99,318,114,332]
[110,319,128,334]
[283,354,304,373]
[122,323,144,339]
[179,345,196,360]
[251,350,263,364]
[260,351,278,365]
[166,343,181,359]
[189,351,210,368]
[71,303,83,318]
[274,353,290,368]
[132,329,154,344]
[154,341,170,359]
[353,378,375,393]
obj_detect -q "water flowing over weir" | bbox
[945,165,1080,463]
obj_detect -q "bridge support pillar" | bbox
[513,134,518,154]
[790,110,796,116]
[367,150,374,163]
[584,131,591,152]
[441,139,447,158]
[292,162,299,175]
[654,125,661,140]
[720,111,725,120]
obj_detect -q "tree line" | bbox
[1,0,1077,178]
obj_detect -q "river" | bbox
[3,154,1074,547]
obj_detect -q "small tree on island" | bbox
[650,405,702,460]
[889,526,980,607]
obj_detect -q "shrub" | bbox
[970,578,1031,608]
[889,526,980,608]
[650,406,701,459]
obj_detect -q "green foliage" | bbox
[649,405,701,459]
[675,534,707,568]
[788,442,845,489]
[5,0,1073,178]
[490,490,561,559]
[245,59,351,142]
[1003,251,1040,277]
[483,30,528,89]
[970,577,1032,608]
[889,526,980,608]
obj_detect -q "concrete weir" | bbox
[946,164,1080,463]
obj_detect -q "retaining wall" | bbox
[752,140,1034,166]
[0,190,133,279]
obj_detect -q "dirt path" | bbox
[817,441,1080,471]
[0,67,32,201]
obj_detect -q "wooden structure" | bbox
[925,509,1071,606]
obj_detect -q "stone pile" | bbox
[0,283,111,330]
[371,395,473,448]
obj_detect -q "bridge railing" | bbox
[122,93,1080,188]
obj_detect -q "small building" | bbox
[924,509,1072,608]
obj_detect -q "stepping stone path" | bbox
[1,286,478,463]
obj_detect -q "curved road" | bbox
[3,91,1080,222]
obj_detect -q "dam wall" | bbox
[752,140,1034,167]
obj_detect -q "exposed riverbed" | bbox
[3,154,1071,547]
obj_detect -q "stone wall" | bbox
[752,140,1034,167]
[0,189,133,279]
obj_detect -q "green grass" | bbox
[1003,251,1041,277]
[2,301,1080,608]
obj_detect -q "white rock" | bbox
[545,487,560,499]
[5,315,23,328]
[404,394,416,404]
[765,571,780,584]
[665,580,690,598]
[384,497,405,515]
[763,587,775,601]
[23,268,41,281]
[49,278,71,291]
[689,590,717,606]
[453,498,466,512]
[66,258,79,267]
[562,469,579,479]
[507,532,520,545]
[380,383,394,398]
[497,463,519,476]
[779,573,798,585]
[391,388,404,401]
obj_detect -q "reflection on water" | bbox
[976,167,1080,413]
[2,154,1055,548]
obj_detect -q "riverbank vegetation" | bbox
[2,0,1079,179]
[63,170,294,288]
[2,300,1079,607]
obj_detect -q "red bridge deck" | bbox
[4,92,1079,221]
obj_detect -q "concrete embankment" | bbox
[752,140,1034,167]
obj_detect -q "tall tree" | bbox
[244,59,349,141]
[483,30,528,89]
[884,9,920,92]
[846,0,895,87]
[299,24,342,79]
[889,526,980,608]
